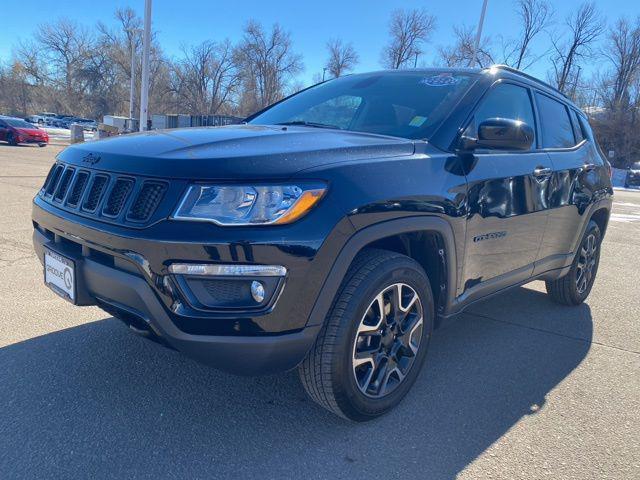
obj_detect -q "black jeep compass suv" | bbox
[33,66,612,421]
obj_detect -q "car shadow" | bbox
[0,286,592,479]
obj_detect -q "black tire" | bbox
[38,143,47,148]
[7,133,17,146]
[298,248,434,421]
[545,220,602,305]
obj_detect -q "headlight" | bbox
[173,183,326,225]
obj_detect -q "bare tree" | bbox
[381,8,436,69]
[438,25,494,68]
[549,2,604,94]
[325,39,359,78]
[172,40,241,115]
[238,20,303,111]
[33,19,96,110]
[589,17,640,167]
[502,0,552,69]
[602,17,640,108]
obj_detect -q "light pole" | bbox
[471,0,489,68]
[125,28,141,124]
[139,0,152,131]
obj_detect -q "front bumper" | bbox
[626,173,640,186]
[32,196,351,375]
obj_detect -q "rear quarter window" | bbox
[569,109,585,143]
[534,92,575,149]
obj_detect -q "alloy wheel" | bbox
[576,233,598,294]
[352,283,424,398]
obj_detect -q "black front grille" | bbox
[127,182,167,222]
[42,164,57,193]
[53,168,74,202]
[45,165,64,196]
[66,171,89,207]
[82,175,108,212]
[103,178,134,217]
[38,162,171,227]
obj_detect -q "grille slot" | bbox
[45,165,64,196]
[66,171,89,207]
[127,182,167,222]
[53,168,74,202]
[103,178,134,217]
[42,164,57,193]
[82,175,109,212]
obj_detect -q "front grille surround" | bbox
[38,162,170,228]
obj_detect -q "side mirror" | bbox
[460,118,534,151]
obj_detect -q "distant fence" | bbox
[151,114,242,130]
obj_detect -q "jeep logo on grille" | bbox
[82,153,101,165]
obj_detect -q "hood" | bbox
[57,125,415,180]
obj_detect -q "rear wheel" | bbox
[298,249,434,421]
[545,220,601,305]
[38,143,47,148]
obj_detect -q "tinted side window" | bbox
[577,114,593,141]
[569,109,585,143]
[470,83,536,149]
[535,93,575,148]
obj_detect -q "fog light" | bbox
[251,281,265,303]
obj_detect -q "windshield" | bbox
[4,118,36,128]
[248,71,476,140]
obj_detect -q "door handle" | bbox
[533,166,552,177]
[583,163,597,171]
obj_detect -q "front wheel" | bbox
[7,133,17,146]
[298,249,434,421]
[38,143,47,148]
[545,220,602,305]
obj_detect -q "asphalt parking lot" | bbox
[0,143,638,479]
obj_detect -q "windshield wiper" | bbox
[276,120,340,130]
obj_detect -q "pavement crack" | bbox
[467,310,640,356]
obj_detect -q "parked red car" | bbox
[0,116,49,147]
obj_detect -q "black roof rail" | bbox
[484,64,571,102]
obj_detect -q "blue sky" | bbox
[1,0,638,84]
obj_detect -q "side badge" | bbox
[473,231,507,243]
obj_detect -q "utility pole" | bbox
[471,0,489,68]
[322,67,327,82]
[139,0,152,132]
[414,51,419,68]
[126,28,141,124]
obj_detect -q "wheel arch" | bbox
[306,216,458,329]
[590,207,610,238]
